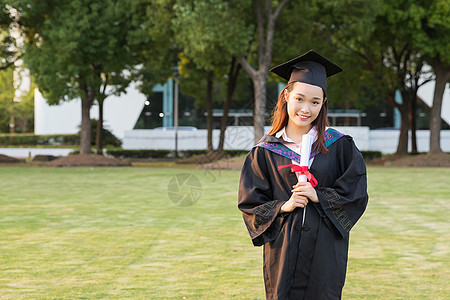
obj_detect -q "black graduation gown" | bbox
[238,131,368,300]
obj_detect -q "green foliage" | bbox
[106,149,171,159]
[20,0,140,104]
[5,0,179,152]
[172,0,254,110]
[13,74,35,132]
[1,0,446,141]
[131,0,179,96]
[0,68,14,132]
[360,151,382,161]
[0,133,79,146]
[172,0,252,72]
[310,0,391,108]
[0,68,34,133]
[310,0,450,111]
[410,0,450,66]
[0,129,121,147]
[268,1,383,109]
[106,149,249,159]
[0,5,22,70]
[88,119,121,147]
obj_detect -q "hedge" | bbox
[0,131,121,147]
[360,151,382,161]
[106,149,171,158]
[0,133,79,146]
[107,149,383,160]
[106,149,249,159]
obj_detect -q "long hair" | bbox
[268,82,329,154]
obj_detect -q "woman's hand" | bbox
[292,181,319,203]
[280,191,309,213]
[280,181,319,214]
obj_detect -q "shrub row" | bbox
[0,133,79,146]
[107,149,382,160]
[106,149,249,159]
[361,151,382,161]
[106,149,171,158]
[0,131,121,147]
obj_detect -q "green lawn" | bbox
[0,166,448,299]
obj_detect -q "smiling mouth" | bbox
[297,114,310,121]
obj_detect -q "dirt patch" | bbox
[177,152,228,165]
[0,154,22,163]
[369,153,450,167]
[46,154,131,167]
[200,155,246,171]
[177,152,246,170]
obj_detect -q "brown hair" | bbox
[268,82,329,154]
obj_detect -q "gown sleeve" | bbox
[238,146,287,246]
[315,136,369,238]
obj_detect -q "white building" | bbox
[34,83,146,140]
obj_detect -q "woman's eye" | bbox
[296,98,303,102]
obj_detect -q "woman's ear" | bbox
[284,89,288,102]
[324,97,327,103]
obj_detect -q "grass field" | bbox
[0,165,449,299]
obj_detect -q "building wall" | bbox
[34,83,146,139]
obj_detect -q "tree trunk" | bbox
[96,98,104,155]
[253,72,267,143]
[429,63,450,154]
[218,57,241,152]
[408,90,418,153]
[96,75,109,155]
[80,85,95,154]
[396,101,409,155]
[237,0,291,144]
[9,101,15,133]
[206,72,214,152]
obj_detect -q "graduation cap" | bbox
[269,50,343,92]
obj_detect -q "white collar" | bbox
[275,126,318,144]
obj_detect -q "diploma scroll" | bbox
[298,134,313,183]
[299,134,313,226]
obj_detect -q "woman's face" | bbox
[285,81,325,131]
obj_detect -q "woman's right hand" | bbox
[280,192,309,213]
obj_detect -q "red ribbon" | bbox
[278,164,318,187]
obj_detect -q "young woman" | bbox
[238,50,368,300]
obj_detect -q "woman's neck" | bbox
[285,122,312,144]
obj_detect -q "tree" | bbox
[0,3,33,134]
[238,0,291,143]
[270,1,373,116]
[428,63,450,153]
[412,0,450,154]
[132,0,179,98]
[360,0,448,154]
[94,73,131,154]
[172,0,251,152]
[10,0,171,154]
[318,0,438,155]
